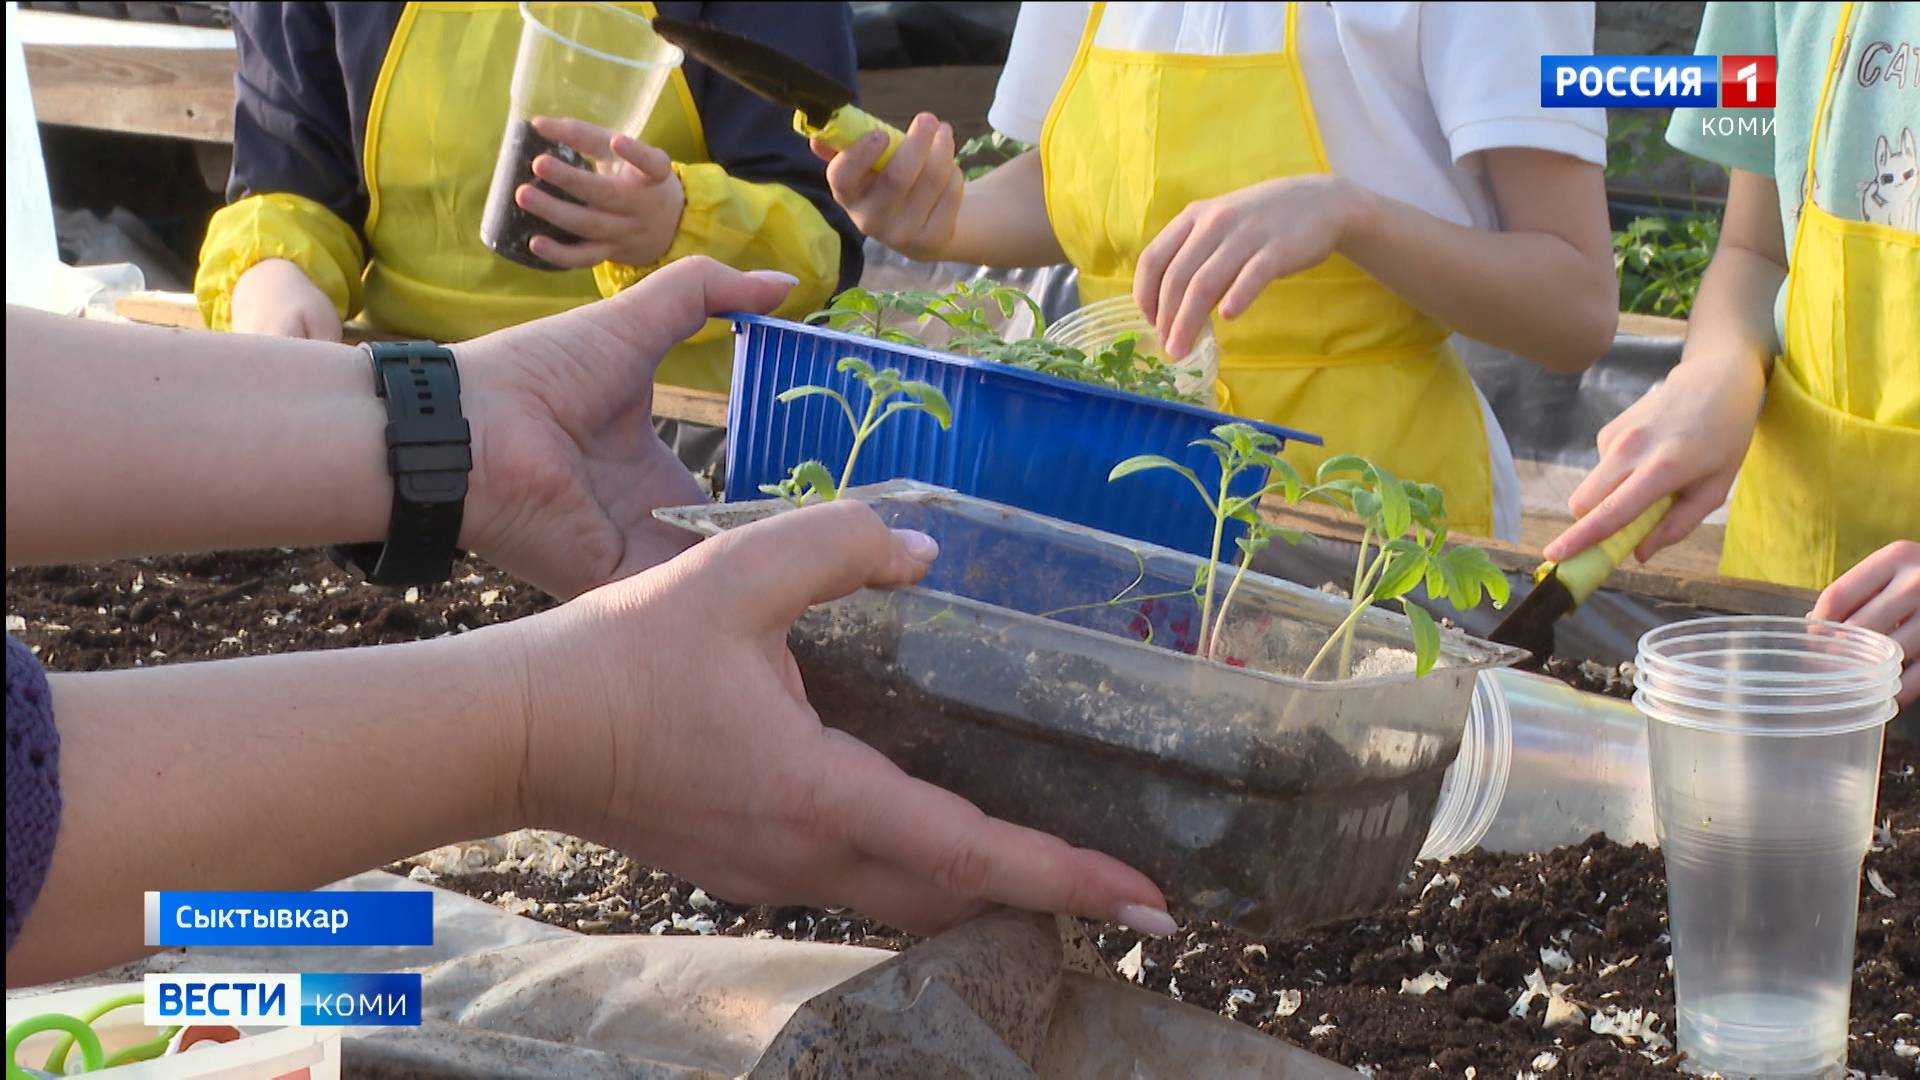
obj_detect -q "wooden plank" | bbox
[109,291,729,426]
[25,43,236,143]
[22,47,999,148]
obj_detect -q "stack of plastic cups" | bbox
[1635,616,1902,1079]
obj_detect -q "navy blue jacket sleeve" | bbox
[664,1,866,290]
[225,2,405,243]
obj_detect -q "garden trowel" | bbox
[650,16,905,169]
[1490,496,1674,666]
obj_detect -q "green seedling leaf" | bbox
[773,384,857,428]
[1110,454,1187,482]
[1372,463,1411,538]
[1223,498,1262,526]
[898,381,953,428]
[1317,454,1372,482]
[1111,454,1216,511]
[1448,545,1511,608]
[1373,539,1430,600]
[1352,489,1383,522]
[1252,459,1304,504]
[837,356,878,382]
[1400,599,1440,677]
[791,460,836,502]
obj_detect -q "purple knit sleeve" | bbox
[6,633,60,953]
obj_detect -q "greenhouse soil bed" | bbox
[7,549,1916,1077]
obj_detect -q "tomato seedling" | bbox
[760,357,952,507]
[808,284,1198,404]
[1110,425,1509,678]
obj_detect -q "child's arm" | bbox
[1133,148,1616,371]
[194,2,379,339]
[1543,168,1786,563]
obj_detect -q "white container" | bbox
[1637,616,1901,1080]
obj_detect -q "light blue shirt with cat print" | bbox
[1668,1,1920,345]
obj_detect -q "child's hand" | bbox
[1134,175,1366,359]
[1544,359,1767,564]
[515,116,686,270]
[1811,540,1920,706]
[229,258,343,341]
[813,112,962,261]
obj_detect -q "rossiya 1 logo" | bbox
[1541,54,1777,110]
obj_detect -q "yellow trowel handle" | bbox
[1553,496,1676,605]
[794,107,906,171]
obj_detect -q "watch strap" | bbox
[331,341,471,586]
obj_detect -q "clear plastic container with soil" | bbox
[660,482,1527,934]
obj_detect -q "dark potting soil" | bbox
[8,550,1917,1076]
[790,611,1443,936]
[1541,656,1639,701]
[479,120,589,272]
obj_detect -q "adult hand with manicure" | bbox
[508,498,1178,936]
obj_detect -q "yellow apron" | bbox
[362,0,729,390]
[1040,1,1494,535]
[1719,1,1920,587]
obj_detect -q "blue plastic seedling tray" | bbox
[722,313,1320,557]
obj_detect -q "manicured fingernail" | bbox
[893,528,939,562]
[747,269,800,286]
[1114,903,1177,937]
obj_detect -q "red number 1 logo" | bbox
[1721,55,1777,108]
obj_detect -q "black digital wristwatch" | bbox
[328,341,472,586]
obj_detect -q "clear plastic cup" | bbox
[480,1,682,271]
[1420,667,1657,860]
[1635,616,1902,1079]
[1042,296,1220,404]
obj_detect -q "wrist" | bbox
[611,171,688,269]
[452,621,540,835]
[1674,343,1770,397]
[485,600,629,838]
[449,345,499,557]
[1327,175,1384,255]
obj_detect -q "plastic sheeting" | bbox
[23,873,1357,1078]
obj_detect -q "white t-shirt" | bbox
[988,2,1607,541]
[990,1,1607,230]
